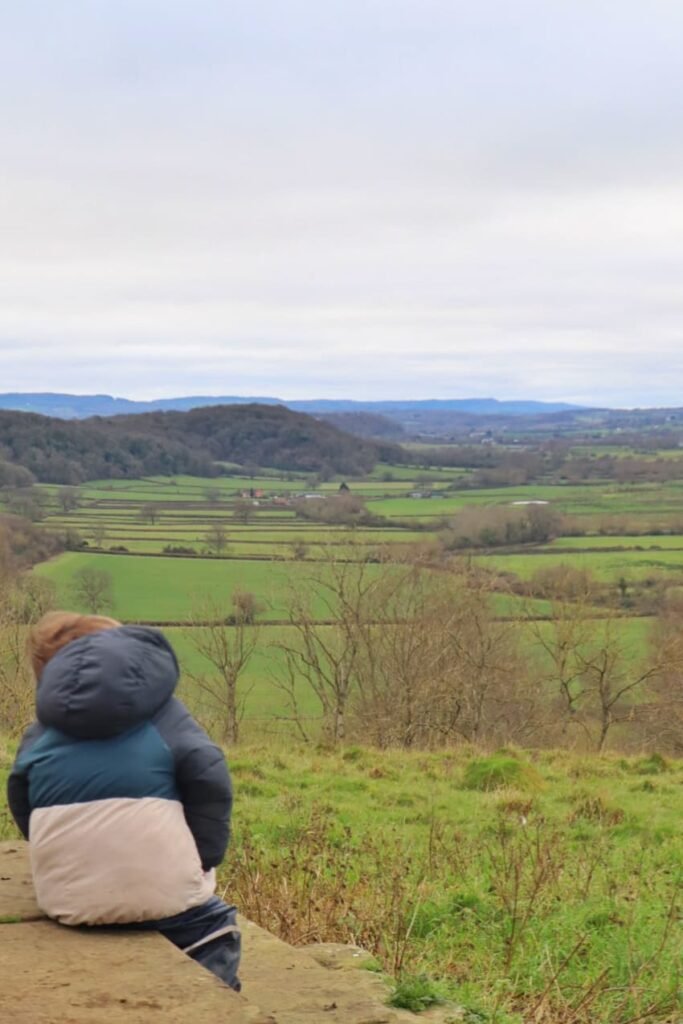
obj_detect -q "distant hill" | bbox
[0,392,585,420]
[316,412,406,440]
[0,404,400,484]
[297,398,585,415]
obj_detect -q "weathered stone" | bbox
[0,842,43,921]
[300,942,376,971]
[0,843,462,1023]
[0,920,261,1023]
[239,919,462,1024]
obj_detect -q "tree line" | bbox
[143,552,682,757]
[1,549,681,755]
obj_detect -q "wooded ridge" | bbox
[0,404,401,483]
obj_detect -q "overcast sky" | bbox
[1,2,682,406]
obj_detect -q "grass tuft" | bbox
[462,755,542,792]
[634,752,669,775]
[388,973,445,1012]
[569,791,625,825]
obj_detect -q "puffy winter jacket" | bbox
[7,626,232,926]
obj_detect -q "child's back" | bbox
[7,614,240,989]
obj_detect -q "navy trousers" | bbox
[133,896,242,991]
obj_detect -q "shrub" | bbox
[388,974,445,1013]
[569,793,625,826]
[634,753,668,775]
[462,756,542,792]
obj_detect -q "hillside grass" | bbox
[3,739,678,1022]
[209,744,683,1023]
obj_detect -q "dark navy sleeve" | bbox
[152,698,232,870]
[7,722,45,838]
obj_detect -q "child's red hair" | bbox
[29,610,121,679]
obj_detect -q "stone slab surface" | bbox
[0,842,43,921]
[0,920,266,1023]
[239,920,461,1024]
[0,843,460,1023]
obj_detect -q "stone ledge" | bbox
[0,842,460,1023]
[0,842,43,921]
[0,919,261,1023]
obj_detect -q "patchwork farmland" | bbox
[17,462,683,743]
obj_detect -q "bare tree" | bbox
[351,565,440,748]
[232,588,261,624]
[274,553,538,750]
[291,541,309,561]
[526,563,672,752]
[525,587,598,745]
[71,566,114,614]
[184,595,259,743]
[57,487,80,514]
[0,574,55,735]
[643,605,683,753]
[5,490,46,522]
[91,524,108,549]
[205,522,229,556]
[348,560,538,749]
[579,618,671,753]
[233,499,254,524]
[424,567,533,747]
[274,552,378,744]
[204,487,222,505]
[139,503,160,525]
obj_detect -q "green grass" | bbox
[543,534,683,550]
[461,754,543,792]
[388,974,446,1012]
[2,740,678,1022]
[35,552,355,622]
[370,480,683,521]
[478,547,683,583]
[570,444,683,461]
[34,550,559,628]
[220,746,682,1023]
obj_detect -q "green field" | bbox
[480,548,683,583]
[35,552,361,622]
[2,739,678,1023]
[543,535,683,550]
[33,470,683,628]
[22,467,683,745]
[369,481,683,521]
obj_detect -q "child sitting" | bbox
[7,611,241,991]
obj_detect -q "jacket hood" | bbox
[36,626,179,739]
